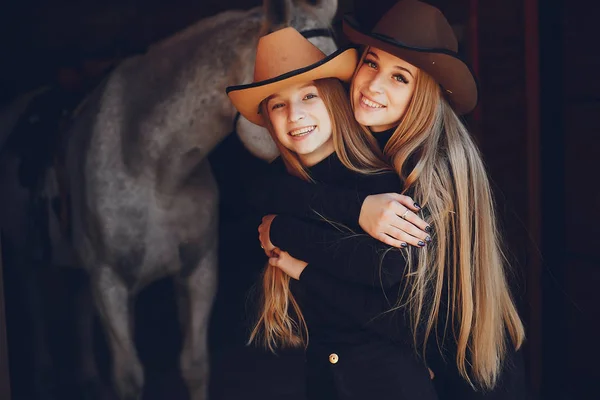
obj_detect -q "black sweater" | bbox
[259,133,529,400]
[212,130,528,399]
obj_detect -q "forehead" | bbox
[368,47,418,72]
[268,81,317,100]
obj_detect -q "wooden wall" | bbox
[476,0,542,394]
[549,0,600,398]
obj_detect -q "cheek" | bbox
[353,70,368,92]
[388,87,412,112]
[269,114,288,141]
[316,106,332,132]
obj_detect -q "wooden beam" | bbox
[0,235,11,399]
[524,0,542,394]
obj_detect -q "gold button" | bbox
[329,353,339,364]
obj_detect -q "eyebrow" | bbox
[367,51,414,78]
[267,83,317,104]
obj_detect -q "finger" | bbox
[389,193,421,211]
[394,218,431,243]
[384,226,426,247]
[375,232,409,249]
[259,237,274,252]
[391,202,431,234]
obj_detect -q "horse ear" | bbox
[262,0,293,33]
[300,0,338,23]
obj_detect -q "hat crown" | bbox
[373,0,457,52]
[253,27,327,82]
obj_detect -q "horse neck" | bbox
[107,10,264,193]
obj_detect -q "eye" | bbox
[303,93,318,100]
[364,59,378,69]
[270,102,285,110]
[393,74,409,84]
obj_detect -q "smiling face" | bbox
[266,81,334,166]
[352,47,419,132]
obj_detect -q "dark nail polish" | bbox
[401,242,408,248]
[413,202,421,209]
[425,236,432,243]
[425,225,432,233]
[418,241,426,247]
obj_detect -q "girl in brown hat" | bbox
[228,27,438,399]
[255,0,527,399]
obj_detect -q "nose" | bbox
[367,73,384,94]
[288,101,306,123]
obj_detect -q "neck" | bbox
[298,138,335,167]
[369,123,397,133]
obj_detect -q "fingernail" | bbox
[413,202,421,209]
[400,242,408,248]
[425,225,432,233]
[418,241,426,247]
[425,236,432,243]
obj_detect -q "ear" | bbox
[300,0,338,23]
[262,0,293,34]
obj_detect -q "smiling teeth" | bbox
[289,126,316,136]
[361,96,384,108]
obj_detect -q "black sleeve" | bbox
[255,170,365,228]
[270,215,413,289]
[297,265,413,344]
[254,168,402,229]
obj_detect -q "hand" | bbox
[258,214,277,254]
[359,193,432,248]
[268,248,308,280]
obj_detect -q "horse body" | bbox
[62,1,338,398]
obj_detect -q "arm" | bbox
[265,233,414,344]
[269,214,414,289]
[254,168,370,229]
[256,167,427,239]
[258,170,430,248]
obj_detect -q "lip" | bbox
[358,93,386,111]
[288,125,316,140]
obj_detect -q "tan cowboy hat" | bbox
[343,0,478,114]
[226,27,358,126]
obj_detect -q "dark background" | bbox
[1,0,599,399]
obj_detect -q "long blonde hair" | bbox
[248,78,389,352]
[351,48,525,390]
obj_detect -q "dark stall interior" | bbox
[1,0,599,399]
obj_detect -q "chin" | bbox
[354,111,369,126]
[355,113,378,128]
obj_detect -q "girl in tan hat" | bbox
[228,27,439,399]
[254,0,527,399]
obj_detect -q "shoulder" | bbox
[354,169,403,194]
[269,156,287,173]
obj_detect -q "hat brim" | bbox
[343,15,478,115]
[226,48,358,126]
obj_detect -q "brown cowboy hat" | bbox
[343,0,478,114]
[226,27,357,126]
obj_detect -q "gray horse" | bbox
[62,0,338,398]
